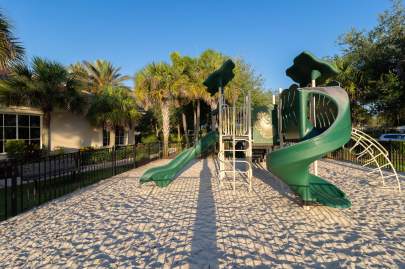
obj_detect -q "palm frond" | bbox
[0,11,25,70]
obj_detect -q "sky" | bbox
[1,0,394,92]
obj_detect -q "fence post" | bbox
[74,152,79,187]
[133,144,137,168]
[112,146,116,176]
[389,142,393,167]
[20,161,24,211]
[11,161,18,217]
[36,158,41,206]
[3,162,8,220]
[148,143,151,160]
[75,151,83,186]
[401,142,404,172]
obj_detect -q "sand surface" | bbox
[0,158,404,268]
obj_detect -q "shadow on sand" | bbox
[190,158,219,268]
[252,162,302,206]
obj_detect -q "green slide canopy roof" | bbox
[203,59,235,94]
[286,51,339,86]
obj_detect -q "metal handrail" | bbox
[350,127,401,191]
[352,128,389,156]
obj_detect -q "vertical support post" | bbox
[278,88,284,148]
[247,91,253,191]
[232,96,236,194]
[311,79,318,176]
[218,86,224,186]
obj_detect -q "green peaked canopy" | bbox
[203,59,235,94]
[286,51,339,86]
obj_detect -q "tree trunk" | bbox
[193,102,197,142]
[177,124,181,142]
[110,128,116,147]
[161,103,170,158]
[182,112,189,146]
[210,102,218,131]
[155,124,159,137]
[211,110,216,131]
[43,112,52,151]
[196,100,201,140]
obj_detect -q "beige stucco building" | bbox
[0,105,135,155]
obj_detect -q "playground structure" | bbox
[217,80,253,192]
[254,51,352,208]
[204,59,253,192]
[139,51,401,208]
[139,131,217,187]
[268,83,352,208]
[350,128,401,191]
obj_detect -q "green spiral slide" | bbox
[140,131,218,187]
[266,51,352,208]
[267,86,352,208]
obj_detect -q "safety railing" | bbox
[326,128,402,192]
[0,142,185,221]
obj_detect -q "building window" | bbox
[115,127,125,146]
[0,114,41,153]
[103,128,110,146]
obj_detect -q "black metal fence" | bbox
[0,142,185,221]
[326,140,405,172]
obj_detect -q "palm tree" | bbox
[0,11,24,71]
[171,52,211,141]
[134,62,175,158]
[169,52,213,143]
[70,60,130,94]
[197,50,225,130]
[0,57,84,149]
[183,59,209,140]
[168,50,224,141]
[170,52,192,145]
[86,86,140,143]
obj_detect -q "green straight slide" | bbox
[267,86,352,208]
[140,131,218,187]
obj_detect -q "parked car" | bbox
[378,133,405,142]
[395,126,405,133]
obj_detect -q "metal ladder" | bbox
[218,142,252,192]
[217,92,253,193]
